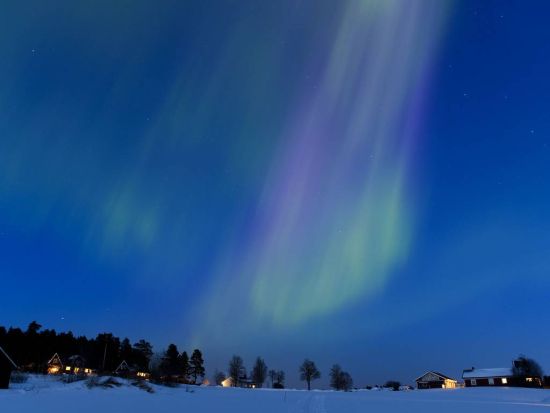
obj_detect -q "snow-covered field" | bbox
[1,375,549,412]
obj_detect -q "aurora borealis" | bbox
[200,1,449,332]
[2,0,550,386]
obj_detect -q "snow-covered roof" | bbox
[462,368,512,379]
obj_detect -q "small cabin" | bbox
[415,371,457,389]
[47,353,63,374]
[113,360,149,380]
[0,346,17,389]
[114,360,132,377]
[221,376,234,387]
[65,355,93,375]
[239,377,257,389]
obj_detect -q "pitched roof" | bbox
[462,368,512,379]
[0,345,18,369]
[115,360,131,373]
[47,353,63,367]
[415,371,456,382]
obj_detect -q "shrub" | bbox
[131,380,155,393]
[384,381,401,391]
[10,371,29,383]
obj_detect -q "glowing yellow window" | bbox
[65,366,71,371]
[502,378,508,384]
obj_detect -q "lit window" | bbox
[488,378,494,385]
[65,366,71,371]
[526,378,533,382]
[471,379,477,386]
[502,378,507,384]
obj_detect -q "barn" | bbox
[415,371,457,389]
[0,345,18,389]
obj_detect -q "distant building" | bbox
[220,376,256,388]
[238,376,257,388]
[47,353,63,374]
[114,360,150,380]
[462,366,542,388]
[415,371,457,389]
[46,353,93,376]
[0,346,17,389]
[221,377,234,387]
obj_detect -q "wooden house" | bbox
[47,353,63,374]
[462,367,513,387]
[220,376,256,388]
[47,353,93,376]
[65,355,93,375]
[239,377,257,389]
[415,371,457,389]
[221,376,234,387]
[113,360,149,380]
[0,345,17,389]
[136,371,151,380]
[462,366,542,388]
[114,360,131,377]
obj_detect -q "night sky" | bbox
[1,1,550,387]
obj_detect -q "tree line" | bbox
[2,322,388,390]
[219,355,353,391]
[0,321,205,383]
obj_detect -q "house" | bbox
[415,371,457,389]
[238,377,257,388]
[462,367,513,387]
[47,353,93,376]
[136,371,150,380]
[0,345,17,389]
[47,353,63,374]
[462,366,542,388]
[114,360,150,380]
[65,355,93,375]
[114,360,131,377]
[221,376,234,387]
[220,376,256,388]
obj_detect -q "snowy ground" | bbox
[1,375,549,412]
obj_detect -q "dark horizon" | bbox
[1,0,550,389]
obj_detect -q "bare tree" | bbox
[213,370,225,386]
[252,357,268,388]
[268,369,277,387]
[330,364,353,391]
[228,355,245,387]
[274,370,285,388]
[299,359,321,390]
[513,355,543,378]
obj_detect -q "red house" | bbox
[463,366,542,388]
